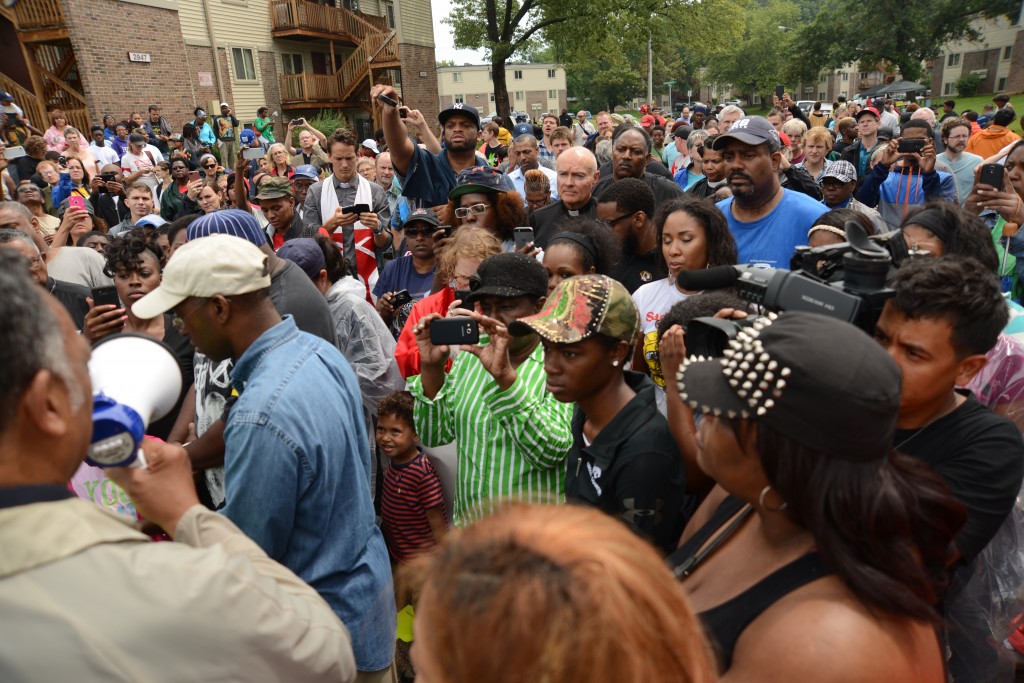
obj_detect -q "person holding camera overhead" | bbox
[855,119,958,230]
[408,252,572,526]
[671,311,966,681]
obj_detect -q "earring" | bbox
[758,485,788,512]
[612,360,620,367]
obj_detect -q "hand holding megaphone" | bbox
[107,440,201,538]
[87,334,183,468]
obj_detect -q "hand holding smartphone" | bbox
[979,163,1005,190]
[430,317,480,346]
[513,226,534,251]
[68,196,86,212]
[343,203,371,215]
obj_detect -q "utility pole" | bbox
[647,34,653,105]
[663,79,676,110]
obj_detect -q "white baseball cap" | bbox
[361,138,379,154]
[132,234,270,320]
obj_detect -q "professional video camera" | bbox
[682,221,910,357]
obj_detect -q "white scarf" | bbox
[320,172,378,296]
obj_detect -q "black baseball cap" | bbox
[463,252,548,305]
[709,116,781,152]
[676,312,901,461]
[404,207,440,229]
[439,103,481,130]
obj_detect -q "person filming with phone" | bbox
[855,119,958,230]
[409,252,572,526]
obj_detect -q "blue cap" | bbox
[240,129,257,145]
[276,238,325,280]
[448,166,514,200]
[292,164,319,181]
[512,123,533,137]
[186,208,267,247]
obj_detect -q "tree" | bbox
[955,72,983,97]
[796,0,1019,83]
[436,59,456,67]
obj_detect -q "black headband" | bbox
[550,232,597,262]
[904,208,954,245]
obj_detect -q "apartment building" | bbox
[0,0,439,142]
[436,63,567,119]
[931,16,1020,97]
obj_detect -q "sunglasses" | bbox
[203,164,216,169]
[404,227,436,237]
[453,203,489,219]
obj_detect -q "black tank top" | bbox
[669,496,829,671]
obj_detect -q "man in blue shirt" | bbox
[712,116,826,267]
[133,233,396,681]
[372,84,487,216]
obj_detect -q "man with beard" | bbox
[506,135,557,206]
[160,158,192,221]
[937,118,981,205]
[372,85,487,212]
[539,113,559,162]
[712,116,825,267]
[530,147,600,247]
[594,126,682,208]
[597,178,659,293]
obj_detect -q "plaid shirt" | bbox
[538,139,555,161]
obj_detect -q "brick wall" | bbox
[1007,31,1024,93]
[399,43,439,126]
[962,48,1000,94]
[931,60,945,98]
[258,50,283,140]
[61,0,196,129]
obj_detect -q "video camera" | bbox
[683,221,910,357]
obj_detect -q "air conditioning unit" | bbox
[970,69,988,78]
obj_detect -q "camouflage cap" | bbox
[509,274,640,344]
[255,175,293,200]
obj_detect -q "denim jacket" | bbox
[223,316,395,671]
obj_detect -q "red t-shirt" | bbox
[381,451,446,563]
[395,287,455,378]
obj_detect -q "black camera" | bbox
[683,221,907,357]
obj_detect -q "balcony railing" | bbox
[12,0,64,31]
[280,73,342,103]
[270,0,381,43]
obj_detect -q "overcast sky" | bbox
[430,0,488,64]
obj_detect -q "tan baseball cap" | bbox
[132,234,270,320]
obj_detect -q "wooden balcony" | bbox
[270,0,380,45]
[280,73,343,108]
[0,0,67,41]
[280,31,398,109]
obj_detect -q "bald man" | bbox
[530,146,601,247]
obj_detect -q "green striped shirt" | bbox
[408,342,572,526]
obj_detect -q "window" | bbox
[489,93,495,102]
[841,72,848,81]
[859,71,868,80]
[281,53,303,75]
[548,69,556,78]
[231,47,257,81]
[515,90,524,100]
[944,82,956,95]
[548,89,556,98]
[1005,45,1013,61]
[514,70,523,80]
[999,77,1008,91]
[384,1,395,28]
[752,94,762,105]
[488,69,492,80]
[452,72,462,83]
[454,95,464,104]
[947,53,961,67]
[819,92,826,101]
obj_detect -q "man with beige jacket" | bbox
[0,254,356,682]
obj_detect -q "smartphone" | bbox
[390,289,412,307]
[454,289,471,304]
[438,225,454,239]
[57,156,67,167]
[91,285,120,309]
[398,106,409,120]
[2,145,25,160]
[513,226,534,251]
[377,93,399,108]
[343,203,371,215]
[979,163,1005,189]
[243,147,264,160]
[68,196,86,211]
[290,118,303,126]
[188,170,200,182]
[430,317,480,346]
[897,138,925,154]
[99,172,116,183]
[775,85,785,100]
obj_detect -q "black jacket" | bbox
[565,372,686,552]
[780,166,822,201]
[529,197,598,248]
[594,171,683,210]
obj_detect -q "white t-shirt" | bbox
[89,142,120,168]
[121,150,159,190]
[632,278,688,410]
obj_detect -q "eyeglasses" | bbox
[453,203,489,219]
[405,227,435,238]
[171,298,210,333]
[602,212,635,228]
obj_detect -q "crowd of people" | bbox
[4,80,1024,683]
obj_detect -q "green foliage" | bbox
[955,73,983,97]
[795,0,1019,83]
[436,59,456,67]
[294,110,351,145]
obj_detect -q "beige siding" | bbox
[176,0,209,43]
[938,16,1018,86]
[398,0,433,47]
[437,64,565,101]
[223,45,269,122]
[177,0,275,50]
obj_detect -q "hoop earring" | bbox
[758,485,788,512]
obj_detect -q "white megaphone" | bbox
[87,334,183,468]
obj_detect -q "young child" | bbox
[377,391,447,563]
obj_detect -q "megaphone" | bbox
[87,334,183,468]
